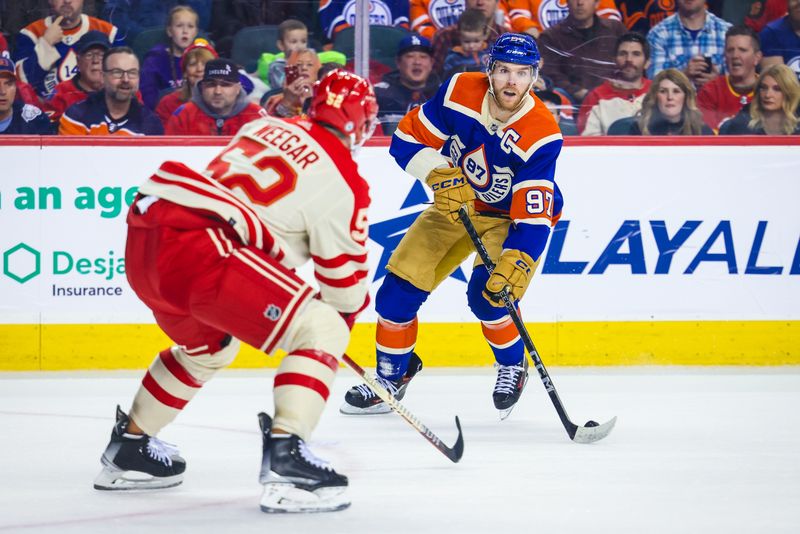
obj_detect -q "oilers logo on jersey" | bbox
[429,0,465,29]
[390,71,565,262]
[458,141,514,204]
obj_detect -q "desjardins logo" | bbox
[3,243,41,283]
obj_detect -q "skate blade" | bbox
[339,401,392,415]
[93,466,183,491]
[498,405,516,421]
[260,483,350,513]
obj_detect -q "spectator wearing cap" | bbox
[155,38,218,124]
[165,57,266,135]
[13,0,124,98]
[432,0,510,74]
[374,34,440,135]
[263,49,321,118]
[140,5,200,110]
[42,30,109,122]
[0,57,54,135]
[442,8,493,78]
[59,46,163,135]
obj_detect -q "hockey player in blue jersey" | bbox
[341,33,564,419]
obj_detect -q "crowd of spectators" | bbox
[0,0,798,137]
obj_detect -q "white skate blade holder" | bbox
[339,401,392,415]
[93,464,183,491]
[260,482,350,513]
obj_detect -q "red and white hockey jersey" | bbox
[138,116,371,314]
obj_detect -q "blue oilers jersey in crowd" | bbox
[390,72,564,262]
[319,0,410,39]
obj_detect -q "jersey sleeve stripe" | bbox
[406,146,450,181]
[315,269,369,289]
[411,14,430,28]
[417,106,448,141]
[397,107,446,149]
[513,217,553,226]
[512,179,554,193]
[514,132,563,161]
[312,252,368,268]
[509,9,532,17]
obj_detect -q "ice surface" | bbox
[1,367,798,533]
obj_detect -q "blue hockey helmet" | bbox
[488,33,541,72]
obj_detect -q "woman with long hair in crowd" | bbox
[154,39,217,125]
[610,69,712,135]
[721,64,800,135]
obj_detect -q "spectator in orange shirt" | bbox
[165,58,266,135]
[410,0,466,39]
[697,26,762,132]
[507,0,621,38]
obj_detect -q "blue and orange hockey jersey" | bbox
[390,72,564,262]
[14,15,123,97]
[319,0,410,39]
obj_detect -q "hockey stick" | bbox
[341,354,464,463]
[458,205,616,444]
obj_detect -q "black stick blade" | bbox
[447,416,464,462]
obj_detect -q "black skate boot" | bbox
[258,412,350,513]
[493,358,529,420]
[340,352,423,415]
[93,405,186,490]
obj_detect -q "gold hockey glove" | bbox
[484,249,535,306]
[425,166,475,224]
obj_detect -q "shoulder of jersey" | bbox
[442,72,489,115]
[505,93,563,159]
[21,18,48,38]
[86,16,115,34]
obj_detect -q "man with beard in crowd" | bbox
[59,46,163,135]
[578,31,652,135]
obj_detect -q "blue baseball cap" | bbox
[397,34,432,57]
[77,30,111,54]
[0,56,15,78]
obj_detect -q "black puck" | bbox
[585,420,599,427]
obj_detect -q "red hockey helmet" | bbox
[309,69,378,149]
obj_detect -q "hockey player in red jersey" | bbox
[94,70,378,513]
[341,33,563,419]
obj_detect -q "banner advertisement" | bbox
[1,138,798,368]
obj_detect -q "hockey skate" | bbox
[258,412,350,513]
[493,358,529,420]
[340,352,423,415]
[93,406,186,490]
